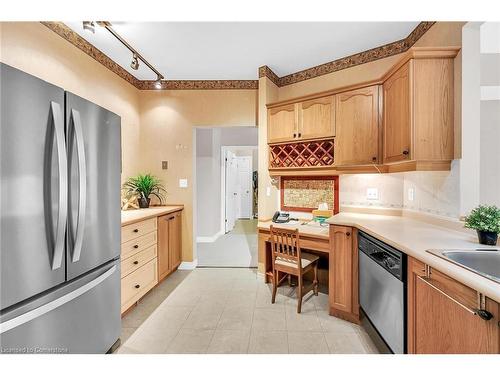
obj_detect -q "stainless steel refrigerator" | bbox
[0,63,121,354]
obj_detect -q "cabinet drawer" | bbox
[121,245,157,278]
[121,217,157,243]
[121,230,157,260]
[121,258,158,313]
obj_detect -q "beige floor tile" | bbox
[143,305,193,331]
[162,288,201,307]
[165,328,215,354]
[124,323,180,354]
[317,310,360,334]
[182,310,222,330]
[206,329,250,354]
[225,290,257,308]
[231,278,260,292]
[120,327,136,344]
[248,330,288,354]
[218,306,254,330]
[324,331,368,354]
[357,329,380,354]
[115,345,143,354]
[284,293,317,314]
[255,285,288,310]
[312,292,330,311]
[285,305,322,331]
[287,331,329,354]
[251,308,287,331]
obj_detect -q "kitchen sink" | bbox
[427,249,500,283]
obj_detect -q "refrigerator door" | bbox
[0,63,67,310]
[65,92,121,280]
[0,260,121,354]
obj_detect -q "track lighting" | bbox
[82,21,95,34]
[130,53,139,70]
[154,76,163,89]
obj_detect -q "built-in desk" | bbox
[257,220,330,283]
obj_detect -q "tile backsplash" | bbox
[339,162,461,219]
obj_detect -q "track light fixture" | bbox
[82,21,96,34]
[130,53,139,70]
[154,75,163,89]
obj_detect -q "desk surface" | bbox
[258,220,329,240]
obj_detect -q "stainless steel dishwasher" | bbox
[358,231,406,354]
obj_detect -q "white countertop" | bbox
[327,212,500,302]
[121,205,184,226]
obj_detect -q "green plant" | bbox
[464,205,500,233]
[122,173,167,203]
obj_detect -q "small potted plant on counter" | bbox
[464,205,500,245]
[122,173,167,209]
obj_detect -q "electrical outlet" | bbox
[408,187,415,201]
[266,187,271,197]
[162,161,168,170]
[366,187,379,200]
[179,179,188,188]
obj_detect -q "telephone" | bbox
[272,211,299,224]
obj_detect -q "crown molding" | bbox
[42,21,435,91]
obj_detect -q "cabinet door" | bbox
[335,86,380,166]
[169,211,182,270]
[329,225,359,323]
[408,257,499,354]
[157,214,171,280]
[383,61,412,163]
[298,96,335,141]
[267,104,297,144]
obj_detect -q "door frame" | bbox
[220,146,258,234]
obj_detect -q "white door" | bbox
[225,151,238,232]
[236,156,252,219]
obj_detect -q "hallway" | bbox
[197,219,258,267]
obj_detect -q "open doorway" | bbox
[195,127,258,267]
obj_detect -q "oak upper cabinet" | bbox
[383,55,455,165]
[157,210,182,281]
[329,225,359,324]
[297,96,335,141]
[408,257,499,354]
[267,104,297,144]
[335,86,380,166]
[383,61,412,163]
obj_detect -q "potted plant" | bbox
[122,174,167,209]
[464,205,500,245]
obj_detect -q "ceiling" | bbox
[66,22,420,81]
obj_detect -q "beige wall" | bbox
[138,90,257,262]
[1,22,258,264]
[0,22,142,180]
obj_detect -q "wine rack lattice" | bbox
[269,140,334,168]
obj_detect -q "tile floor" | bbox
[197,220,258,267]
[118,268,379,354]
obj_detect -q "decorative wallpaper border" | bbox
[42,21,435,90]
[261,22,436,87]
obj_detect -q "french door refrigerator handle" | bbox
[50,101,67,270]
[70,109,87,263]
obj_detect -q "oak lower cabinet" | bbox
[383,54,455,167]
[329,225,359,324]
[158,210,183,282]
[408,257,500,354]
[120,217,158,314]
[335,86,380,166]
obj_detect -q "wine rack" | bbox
[269,140,334,169]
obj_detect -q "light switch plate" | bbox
[266,187,271,197]
[408,187,415,201]
[366,187,379,200]
[179,179,188,188]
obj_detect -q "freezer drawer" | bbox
[0,261,120,354]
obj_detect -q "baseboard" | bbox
[178,259,198,270]
[196,230,224,243]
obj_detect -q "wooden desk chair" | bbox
[269,225,319,313]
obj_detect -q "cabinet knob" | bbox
[135,284,140,289]
[372,156,377,162]
[133,229,139,233]
[298,133,301,138]
[402,150,409,156]
[133,245,139,249]
[346,232,351,237]
[133,261,139,265]
[293,133,297,138]
[476,309,493,321]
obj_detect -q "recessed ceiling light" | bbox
[130,54,139,70]
[82,21,95,34]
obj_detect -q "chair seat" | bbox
[275,252,319,269]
